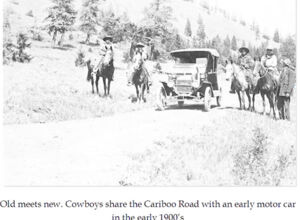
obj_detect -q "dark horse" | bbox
[131,57,149,102]
[252,61,277,119]
[86,60,101,94]
[232,64,252,110]
[101,47,115,96]
[86,47,114,96]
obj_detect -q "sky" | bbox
[208,0,296,36]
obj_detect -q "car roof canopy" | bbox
[170,48,220,58]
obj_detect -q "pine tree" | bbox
[184,19,192,37]
[141,0,174,56]
[231,35,237,50]
[222,35,231,57]
[79,0,102,44]
[280,35,296,66]
[45,0,77,47]
[273,30,280,43]
[195,14,206,47]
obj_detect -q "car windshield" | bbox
[173,52,209,64]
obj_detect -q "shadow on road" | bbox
[165,104,218,112]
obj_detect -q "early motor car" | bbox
[156,48,222,111]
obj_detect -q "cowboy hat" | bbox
[238,47,249,53]
[135,42,145,48]
[103,36,113,42]
[282,58,292,67]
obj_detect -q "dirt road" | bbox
[3,91,296,186]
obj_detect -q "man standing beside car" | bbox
[277,58,296,120]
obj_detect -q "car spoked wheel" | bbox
[204,86,212,112]
[216,87,222,107]
[156,85,167,111]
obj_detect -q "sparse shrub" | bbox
[4,33,32,64]
[75,49,86,66]
[69,33,74,41]
[29,28,44,41]
[239,20,246,26]
[3,41,15,65]
[13,33,32,63]
[153,62,162,73]
[233,127,295,186]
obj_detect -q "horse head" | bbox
[253,61,266,77]
[103,46,113,67]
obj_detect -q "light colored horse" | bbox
[231,64,252,110]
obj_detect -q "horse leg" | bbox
[252,93,256,112]
[135,84,140,102]
[102,77,107,96]
[237,91,242,109]
[107,79,111,97]
[91,76,95,94]
[241,91,246,110]
[95,74,100,95]
[268,92,277,119]
[246,89,251,110]
[142,84,146,102]
[261,93,266,115]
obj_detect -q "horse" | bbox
[252,61,277,119]
[101,47,115,97]
[86,60,101,94]
[131,57,149,103]
[231,64,252,110]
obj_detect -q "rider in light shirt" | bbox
[261,45,279,82]
[128,43,151,86]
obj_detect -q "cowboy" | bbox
[93,36,114,77]
[230,47,254,93]
[277,58,296,120]
[261,45,279,84]
[127,43,151,85]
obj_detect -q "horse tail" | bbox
[86,60,92,81]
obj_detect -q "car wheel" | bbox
[216,88,222,107]
[204,86,212,112]
[156,85,167,111]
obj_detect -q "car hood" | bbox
[162,63,206,74]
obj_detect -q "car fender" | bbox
[200,82,214,97]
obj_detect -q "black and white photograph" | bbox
[2,0,297,187]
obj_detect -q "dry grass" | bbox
[3,40,156,124]
[120,109,296,186]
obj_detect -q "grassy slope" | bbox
[3,39,156,124]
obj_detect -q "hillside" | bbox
[4,0,266,47]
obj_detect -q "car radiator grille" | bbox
[175,80,192,94]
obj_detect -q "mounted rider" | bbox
[93,36,114,80]
[261,45,279,85]
[230,46,254,93]
[127,42,151,86]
